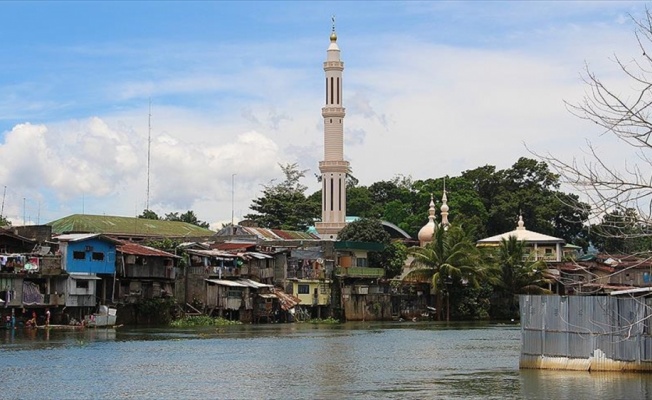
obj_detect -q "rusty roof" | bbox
[117,242,179,258]
[212,242,257,251]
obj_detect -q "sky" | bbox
[0,1,647,229]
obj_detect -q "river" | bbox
[1,321,651,399]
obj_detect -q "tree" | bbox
[164,210,210,228]
[405,224,485,320]
[140,209,209,228]
[139,209,160,220]
[537,10,652,251]
[338,218,390,243]
[245,163,319,231]
[589,207,652,253]
[0,214,10,227]
[490,236,552,319]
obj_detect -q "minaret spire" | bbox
[316,18,348,239]
[441,178,449,229]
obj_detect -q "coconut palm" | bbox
[495,236,553,316]
[404,224,485,320]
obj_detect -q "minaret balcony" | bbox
[323,61,344,70]
[322,107,346,117]
[319,160,349,173]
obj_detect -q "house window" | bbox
[75,280,89,289]
[92,252,105,261]
[73,251,85,260]
[545,248,552,254]
[298,284,310,294]
[356,258,369,268]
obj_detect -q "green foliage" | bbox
[589,207,652,253]
[246,163,319,230]
[338,218,407,276]
[0,214,10,227]
[338,218,390,243]
[406,224,488,320]
[165,210,210,228]
[492,236,552,295]
[135,298,177,325]
[382,241,408,279]
[169,315,242,327]
[301,317,340,324]
[139,209,160,220]
[139,209,210,228]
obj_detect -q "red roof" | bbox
[117,242,178,258]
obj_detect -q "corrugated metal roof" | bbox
[55,233,101,242]
[47,214,215,237]
[213,242,256,251]
[239,226,319,241]
[117,242,179,258]
[186,249,239,258]
[205,279,247,287]
[238,278,273,288]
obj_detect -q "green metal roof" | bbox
[47,214,215,237]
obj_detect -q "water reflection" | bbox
[1,322,651,399]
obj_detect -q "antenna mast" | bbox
[1,185,6,220]
[146,99,152,211]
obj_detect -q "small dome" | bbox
[418,220,436,243]
[330,32,337,42]
[441,203,449,212]
[418,195,437,245]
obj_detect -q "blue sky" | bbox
[0,1,645,228]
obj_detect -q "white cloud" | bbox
[0,2,648,227]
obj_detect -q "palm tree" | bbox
[404,224,485,320]
[495,236,552,316]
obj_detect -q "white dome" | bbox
[418,195,437,245]
[418,220,436,243]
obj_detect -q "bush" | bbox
[170,316,241,328]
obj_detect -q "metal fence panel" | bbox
[568,332,593,358]
[542,331,568,357]
[521,295,652,365]
[521,329,542,355]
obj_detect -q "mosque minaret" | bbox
[441,181,450,230]
[315,18,349,239]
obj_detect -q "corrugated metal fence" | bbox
[520,295,652,371]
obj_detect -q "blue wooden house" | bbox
[55,233,118,274]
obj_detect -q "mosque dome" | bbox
[418,195,437,245]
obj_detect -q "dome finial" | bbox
[330,15,337,42]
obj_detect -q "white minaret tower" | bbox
[441,178,450,230]
[315,17,349,239]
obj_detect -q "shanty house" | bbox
[116,242,180,302]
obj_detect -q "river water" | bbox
[1,321,651,399]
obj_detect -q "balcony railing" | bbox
[335,266,385,278]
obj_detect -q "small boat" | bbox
[85,305,118,328]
